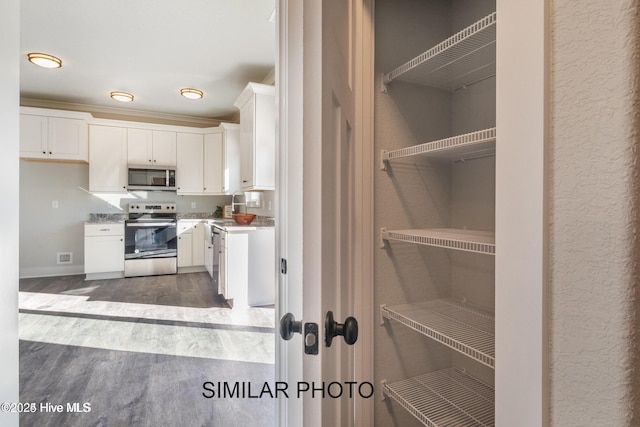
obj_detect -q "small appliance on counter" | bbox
[124,202,177,277]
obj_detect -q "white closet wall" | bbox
[374,0,496,425]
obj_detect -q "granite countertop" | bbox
[209,219,274,231]
[86,212,275,227]
[87,213,126,223]
[179,212,275,228]
[177,213,217,220]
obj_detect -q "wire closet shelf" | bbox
[381,127,496,169]
[381,12,497,92]
[381,298,495,368]
[382,368,495,427]
[380,228,495,255]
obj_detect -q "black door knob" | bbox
[325,311,358,347]
[280,312,302,340]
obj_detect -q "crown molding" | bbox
[20,98,232,128]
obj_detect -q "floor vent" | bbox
[57,252,73,265]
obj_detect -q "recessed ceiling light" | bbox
[180,88,203,100]
[27,53,62,69]
[110,91,134,102]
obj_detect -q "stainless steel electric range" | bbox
[124,202,177,277]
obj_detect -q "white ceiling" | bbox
[20,0,276,124]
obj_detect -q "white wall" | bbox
[0,0,20,424]
[245,190,275,217]
[19,160,231,277]
[550,1,639,425]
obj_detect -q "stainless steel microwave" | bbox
[127,167,176,191]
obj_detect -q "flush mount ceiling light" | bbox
[180,88,203,100]
[110,91,134,102]
[27,53,62,69]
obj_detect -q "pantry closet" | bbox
[374,1,497,425]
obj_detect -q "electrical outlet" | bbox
[52,200,58,209]
[191,202,196,209]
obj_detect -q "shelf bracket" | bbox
[380,73,389,93]
[380,150,390,171]
[380,380,388,401]
[379,228,388,249]
[379,304,389,326]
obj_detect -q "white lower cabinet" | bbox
[177,220,205,268]
[217,227,275,308]
[84,223,124,278]
[177,232,193,267]
[204,223,215,279]
[217,229,227,298]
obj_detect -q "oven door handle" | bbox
[126,222,176,227]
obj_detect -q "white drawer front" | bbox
[178,220,202,234]
[84,223,124,237]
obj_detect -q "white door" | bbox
[276,1,374,426]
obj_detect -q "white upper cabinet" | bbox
[203,123,240,195]
[176,132,204,194]
[126,128,152,165]
[127,128,176,166]
[19,115,47,158]
[233,82,275,191]
[151,130,177,166]
[89,125,128,193]
[20,111,89,162]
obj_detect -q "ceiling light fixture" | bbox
[110,91,134,102]
[180,88,203,100]
[27,53,62,69]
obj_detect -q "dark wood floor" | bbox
[20,272,230,309]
